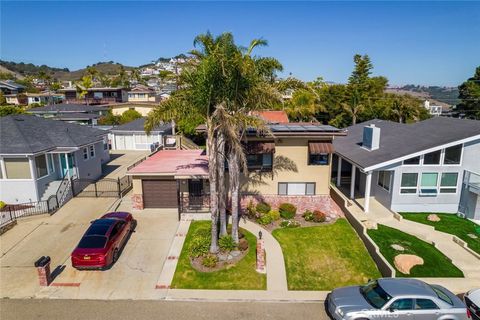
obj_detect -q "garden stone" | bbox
[227,254,233,260]
[325,216,332,222]
[394,254,424,274]
[230,250,241,257]
[363,220,378,230]
[218,253,228,261]
[391,244,405,251]
[467,233,478,239]
[427,214,440,222]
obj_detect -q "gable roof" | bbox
[333,117,480,171]
[29,103,109,113]
[0,115,107,155]
[110,118,172,133]
[252,110,289,123]
[0,80,25,91]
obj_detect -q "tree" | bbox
[0,106,24,117]
[98,110,121,125]
[120,109,142,124]
[457,66,480,119]
[0,92,6,105]
[76,75,93,105]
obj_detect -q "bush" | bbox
[256,202,271,215]
[268,209,280,221]
[238,238,249,251]
[0,201,5,210]
[279,203,297,219]
[219,235,237,252]
[280,220,300,228]
[303,210,314,221]
[313,210,326,223]
[246,200,257,219]
[189,236,210,258]
[257,213,273,225]
[202,254,217,268]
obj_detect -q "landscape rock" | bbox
[227,254,233,261]
[363,220,378,230]
[391,244,405,251]
[467,233,478,239]
[427,214,441,222]
[394,254,424,274]
[217,253,228,261]
[230,250,241,257]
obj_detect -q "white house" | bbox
[109,118,172,151]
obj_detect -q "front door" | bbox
[188,180,204,208]
[60,154,75,178]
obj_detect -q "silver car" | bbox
[327,278,468,320]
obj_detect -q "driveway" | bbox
[0,196,178,300]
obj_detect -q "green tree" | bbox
[98,110,122,125]
[0,105,24,117]
[0,91,6,105]
[120,109,142,124]
[457,66,480,119]
[76,75,93,105]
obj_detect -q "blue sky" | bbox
[1,1,479,86]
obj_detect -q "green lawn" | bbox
[400,212,480,255]
[367,224,464,278]
[171,221,266,290]
[272,219,381,291]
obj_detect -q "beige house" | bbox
[127,85,158,103]
[110,103,157,117]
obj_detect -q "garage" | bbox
[142,179,178,208]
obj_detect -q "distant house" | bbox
[109,118,172,151]
[28,103,109,125]
[252,110,290,123]
[127,85,159,103]
[332,117,480,220]
[26,92,64,106]
[60,87,129,104]
[1,80,26,105]
[0,115,109,204]
[424,100,443,117]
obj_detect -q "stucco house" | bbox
[110,103,157,117]
[0,115,109,204]
[109,118,172,151]
[29,103,109,125]
[332,117,480,220]
[60,87,128,104]
[127,119,346,217]
[127,85,159,103]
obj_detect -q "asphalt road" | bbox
[1,299,330,320]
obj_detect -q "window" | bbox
[35,155,48,178]
[4,158,32,179]
[440,172,458,193]
[377,171,391,192]
[423,150,441,165]
[444,144,462,165]
[278,182,315,195]
[403,156,420,165]
[415,299,438,310]
[47,154,54,173]
[309,153,329,165]
[247,153,272,170]
[400,173,418,194]
[89,145,95,158]
[389,299,414,311]
[83,147,88,160]
[420,173,438,195]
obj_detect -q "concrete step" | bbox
[40,180,62,201]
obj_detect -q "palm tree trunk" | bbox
[228,149,240,244]
[352,112,357,125]
[217,133,227,237]
[207,122,219,253]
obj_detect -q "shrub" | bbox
[189,236,210,257]
[257,213,273,225]
[202,254,217,268]
[246,200,257,219]
[268,209,280,221]
[303,210,314,221]
[280,220,300,228]
[313,210,326,223]
[238,238,249,251]
[0,201,5,210]
[279,203,297,219]
[256,202,271,215]
[219,235,237,252]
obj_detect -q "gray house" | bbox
[0,115,109,204]
[332,117,480,220]
[109,118,172,151]
[28,103,109,126]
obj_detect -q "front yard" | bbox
[367,224,464,278]
[171,221,266,290]
[400,212,480,255]
[272,218,381,290]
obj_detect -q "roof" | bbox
[0,115,107,154]
[25,92,64,97]
[110,118,172,133]
[128,85,155,93]
[128,150,208,177]
[333,117,480,170]
[378,278,435,297]
[252,110,289,123]
[53,113,101,120]
[60,87,127,92]
[0,80,25,90]
[29,103,109,113]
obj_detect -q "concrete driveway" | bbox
[0,196,178,300]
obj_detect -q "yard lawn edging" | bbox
[170,221,266,290]
[272,218,381,291]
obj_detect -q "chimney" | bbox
[363,124,380,151]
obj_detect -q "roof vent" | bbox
[363,124,380,151]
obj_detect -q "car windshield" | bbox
[361,281,392,309]
[430,285,453,305]
[78,236,107,249]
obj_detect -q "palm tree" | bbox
[76,75,93,105]
[342,88,364,125]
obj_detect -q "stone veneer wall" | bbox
[240,194,344,218]
[132,194,143,210]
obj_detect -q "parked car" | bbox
[71,212,134,269]
[327,278,468,320]
[465,289,480,320]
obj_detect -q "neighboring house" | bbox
[332,117,480,220]
[28,104,109,125]
[26,92,64,106]
[127,121,345,216]
[252,110,290,123]
[110,103,157,117]
[4,94,27,105]
[127,85,159,103]
[0,115,109,204]
[0,80,25,95]
[424,100,443,117]
[60,87,128,104]
[110,118,172,151]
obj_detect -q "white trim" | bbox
[399,172,419,195]
[363,134,480,171]
[442,143,463,166]
[82,147,89,161]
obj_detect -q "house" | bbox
[424,100,442,117]
[26,92,64,106]
[332,117,480,220]
[4,93,27,105]
[127,85,159,103]
[110,103,157,117]
[110,118,172,151]
[60,87,128,104]
[127,121,346,216]
[0,115,110,204]
[28,103,109,125]
[252,110,290,123]
[1,80,26,105]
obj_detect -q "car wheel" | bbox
[112,248,119,264]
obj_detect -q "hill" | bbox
[387,85,460,106]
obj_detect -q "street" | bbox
[0,299,330,320]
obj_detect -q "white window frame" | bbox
[278,182,316,196]
[422,150,442,166]
[439,172,459,194]
[419,172,439,196]
[34,154,50,179]
[442,144,463,166]
[399,172,419,195]
[402,156,421,166]
[377,171,391,192]
[83,147,89,160]
[89,145,95,158]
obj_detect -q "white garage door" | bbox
[114,134,135,150]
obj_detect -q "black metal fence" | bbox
[72,176,132,198]
[179,193,210,213]
[0,195,59,228]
